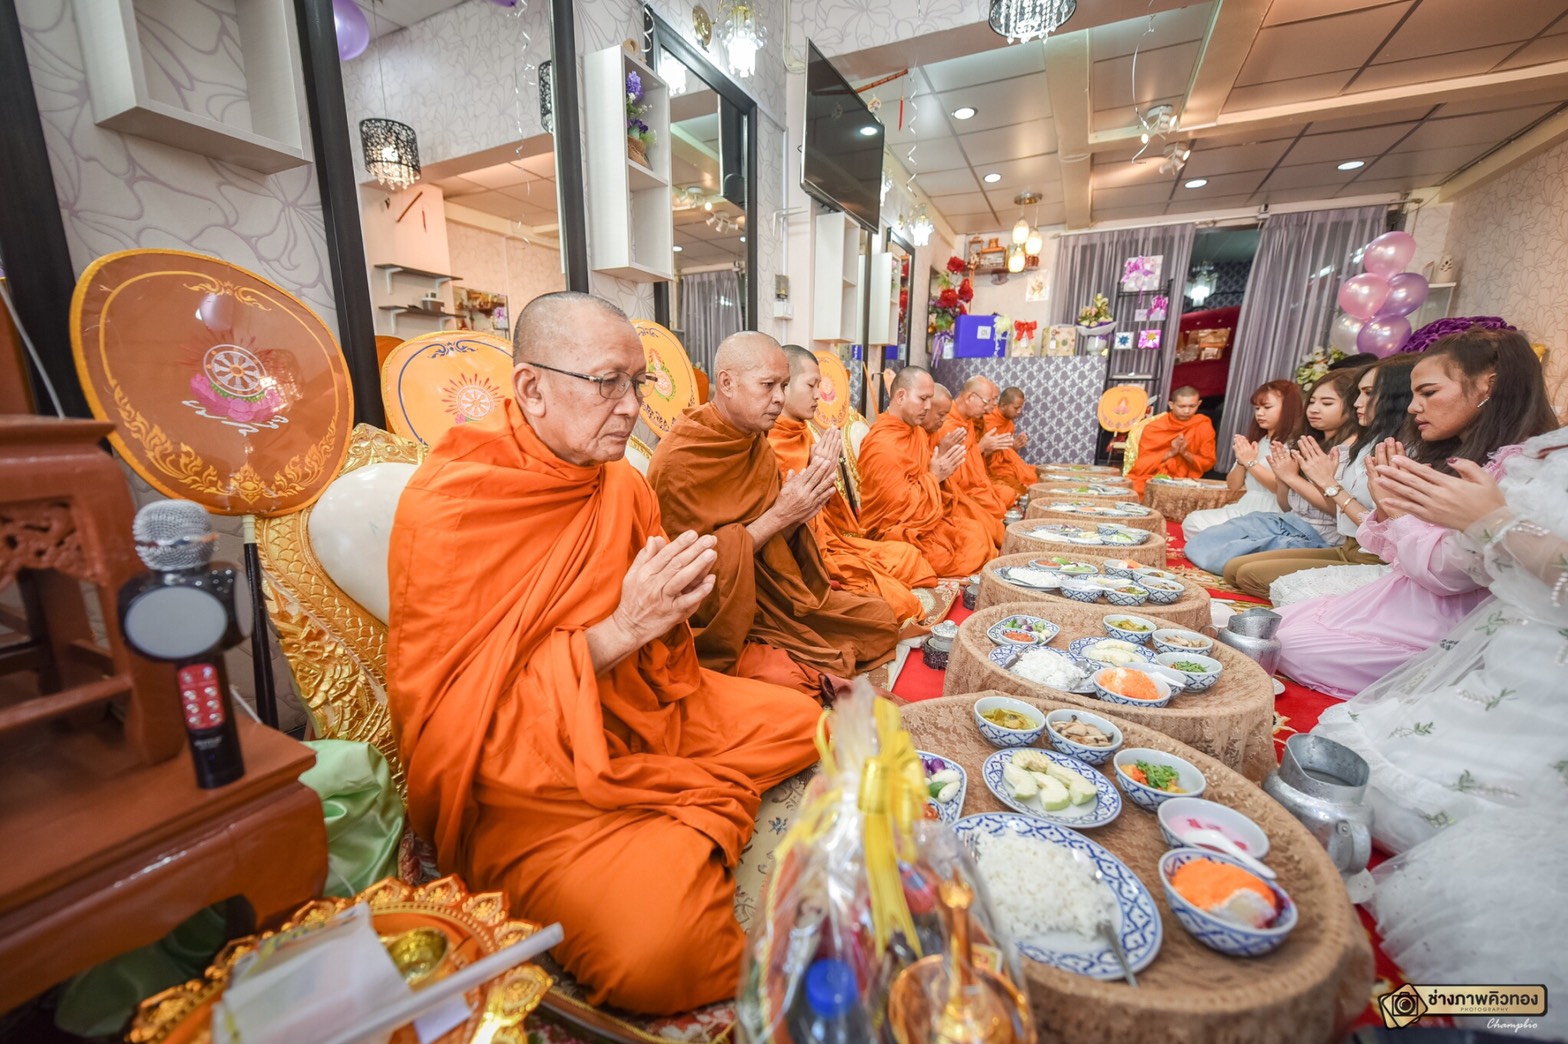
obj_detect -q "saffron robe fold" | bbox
[1126,410,1218,494]
[855,411,997,576]
[387,399,820,1014]
[927,408,1009,545]
[983,407,1038,493]
[647,402,900,682]
[767,415,938,625]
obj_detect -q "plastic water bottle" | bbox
[789,958,870,1043]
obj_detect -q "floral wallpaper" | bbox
[792,0,987,62]
[135,0,254,128]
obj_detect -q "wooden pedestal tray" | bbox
[1143,478,1245,524]
[1025,499,1166,533]
[977,553,1209,633]
[944,602,1275,781]
[1001,524,1168,569]
[903,693,1373,1044]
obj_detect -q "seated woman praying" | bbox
[1273,327,1559,699]
[1183,368,1362,577]
[1181,379,1306,539]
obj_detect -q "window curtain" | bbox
[1049,222,1196,404]
[678,269,743,376]
[1215,205,1387,469]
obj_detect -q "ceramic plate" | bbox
[957,813,1162,980]
[1272,678,1286,696]
[996,566,1062,590]
[986,615,1061,646]
[1069,637,1156,666]
[988,645,1096,694]
[918,750,967,825]
[981,749,1122,829]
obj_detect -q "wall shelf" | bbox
[584,46,673,282]
[812,211,863,343]
[378,305,458,334]
[373,264,460,296]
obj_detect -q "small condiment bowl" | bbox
[973,695,1046,748]
[1140,578,1184,605]
[1092,667,1176,709]
[1157,797,1271,857]
[1100,561,1140,579]
[1044,708,1123,765]
[1113,748,1207,812]
[1103,583,1150,608]
[1151,628,1214,656]
[1101,613,1157,644]
[1158,848,1297,957]
[381,927,452,988]
[1059,576,1104,604]
[1154,651,1224,692]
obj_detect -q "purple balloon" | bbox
[1362,230,1417,277]
[1338,272,1390,321]
[1379,271,1429,318]
[333,0,369,61]
[1357,314,1412,358]
[487,0,519,5]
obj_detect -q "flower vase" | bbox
[627,137,648,166]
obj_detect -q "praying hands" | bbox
[589,531,717,670]
[1365,437,1408,520]
[1374,455,1506,532]
[978,430,1014,454]
[1295,436,1341,490]
[930,428,966,482]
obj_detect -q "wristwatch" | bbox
[1241,459,1257,469]
[1322,484,1341,498]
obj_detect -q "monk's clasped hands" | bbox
[613,531,719,645]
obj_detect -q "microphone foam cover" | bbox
[133,500,216,571]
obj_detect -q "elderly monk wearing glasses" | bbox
[648,332,901,698]
[930,375,1018,527]
[387,292,820,1014]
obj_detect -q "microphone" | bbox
[118,500,251,788]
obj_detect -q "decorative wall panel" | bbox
[933,356,1105,464]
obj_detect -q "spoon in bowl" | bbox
[1180,827,1277,879]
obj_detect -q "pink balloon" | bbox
[1362,231,1417,277]
[1379,271,1429,317]
[1357,314,1412,358]
[333,0,369,61]
[1338,272,1390,321]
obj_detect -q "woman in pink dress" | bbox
[1273,328,1558,699]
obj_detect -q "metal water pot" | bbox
[1264,735,1374,876]
[1215,607,1282,675]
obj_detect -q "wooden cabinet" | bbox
[585,46,673,282]
[812,211,863,343]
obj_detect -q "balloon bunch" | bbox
[1331,231,1428,358]
[333,0,369,61]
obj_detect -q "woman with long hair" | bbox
[1221,356,1420,597]
[1274,328,1559,699]
[1182,369,1362,576]
[1181,379,1305,538]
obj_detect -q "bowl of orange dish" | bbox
[1092,666,1176,709]
[1158,848,1298,956]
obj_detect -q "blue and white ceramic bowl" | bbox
[1158,848,1297,957]
[1154,652,1224,692]
[1070,636,1155,668]
[1092,666,1176,709]
[973,695,1046,748]
[1102,582,1150,608]
[1140,578,1184,605]
[1101,613,1158,645]
[1151,628,1215,656]
[987,614,1061,646]
[1044,708,1124,765]
[1112,747,1207,811]
[1100,561,1140,579]
[1059,577,1104,604]
[1156,797,1271,857]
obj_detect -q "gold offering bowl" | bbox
[382,926,452,988]
[887,955,1035,1044]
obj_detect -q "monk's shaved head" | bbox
[999,385,1026,420]
[780,345,822,422]
[888,366,934,427]
[781,343,818,380]
[715,331,783,375]
[713,331,789,434]
[923,383,953,434]
[512,291,629,364]
[956,375,999,420]
[890,365,931,396]
[1000,387,1025,407]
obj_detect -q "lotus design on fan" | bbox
[186,343,288,431]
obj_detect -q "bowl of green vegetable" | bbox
[1113,747,1207,812]
[1154,651,1224,692]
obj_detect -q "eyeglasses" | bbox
[527,361,655,401]
[968,391,999,408]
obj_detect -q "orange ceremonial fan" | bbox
[813,349,852,429]
[632,320,698,439]
[381,331,514,446]
[70,249,353,517]
[1098,385,1151,433]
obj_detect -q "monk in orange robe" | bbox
[768,345,938,626]
[923,381,1006,547]
[1125,384,1218,494]
[387,292,820,1014]
[984,386,1038,494]
[647,332,899,693]
[934,375,1021,518]
[857,366,996,576]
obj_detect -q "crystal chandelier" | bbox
[988,0,1076,44]
[717,0,765,78]
[360,118,421,191]
[907,205,934,247]
[1186,262,1217,306]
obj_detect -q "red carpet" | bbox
[892,523,1405,1030]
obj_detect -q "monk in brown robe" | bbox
[648,332,899,693]
[935,376,1019,517]
[857,366,996,576]
[984,386,1039,494]
[923,380,1007,546]
[387,292,819,1014]
[1125,385,1217,494]
[768,345,938,626]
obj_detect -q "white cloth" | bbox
[1182,438,1273,539]
[1336,444,1372,539]
[1267,563,1390,608]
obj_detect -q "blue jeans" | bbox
[1183,511,1330,575]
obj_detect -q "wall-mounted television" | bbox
[801,42,883,233]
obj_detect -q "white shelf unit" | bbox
[866,250,899,345]
[812,211,864,343]
[584,45,673,282]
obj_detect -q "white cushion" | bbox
[847,420,870,458]
[307,462,418,624]
[625,440,652,476]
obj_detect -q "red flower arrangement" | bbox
[929,256,972,334]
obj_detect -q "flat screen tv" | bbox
[802,42,883,233]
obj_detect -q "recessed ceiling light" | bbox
[1184,178,1208,189]
[739,235,746,242]
[952,106,976,120]
[858,125,878,137]
[672,245,683,252]
[983,172,1002,183]
[1337,159,1365,171]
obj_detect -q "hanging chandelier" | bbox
[988,0,1076,44]
[907,205,935,247]
[1012,190,1042,257]
[1186,262,1217,306]
[361,118,421,191]
[717,0,765,78]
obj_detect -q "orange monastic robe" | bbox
[767,415,938,625]
[1125,411,1218,494]
[856,412,997,576]
[982,407,1038,494]
[932,408,1013,544]
[388,400,820,1014]
[648,403,899,688]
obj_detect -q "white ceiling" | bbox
[365,0,468,38]
[428,148,559,227]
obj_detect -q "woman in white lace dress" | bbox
[1182,379,1305,538]
[1311,425,1568,1035]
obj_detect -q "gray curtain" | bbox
[678,269,744,375]
[1049,222,1196,404]
[1214,205,1387,469]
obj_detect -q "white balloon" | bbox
[1329,313,1363,353]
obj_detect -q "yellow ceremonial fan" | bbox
[813,350,852,429]
[1097,384,1150,433]
[633,320,698,439]
[381,331,514,446]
